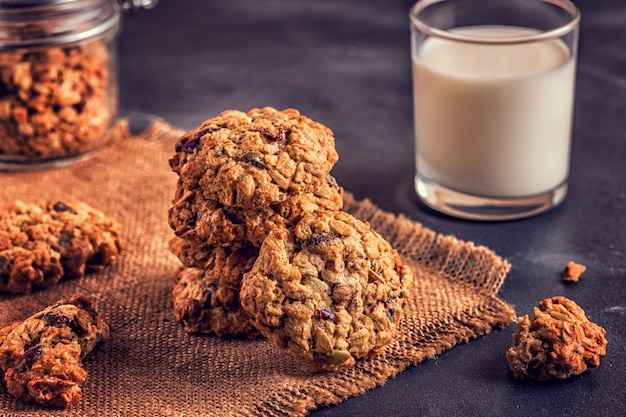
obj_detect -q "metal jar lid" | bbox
[0,0,150,49]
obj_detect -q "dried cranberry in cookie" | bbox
[169,107,339,208]
[240,209,413,371]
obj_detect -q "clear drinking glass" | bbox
[410,0,581,220]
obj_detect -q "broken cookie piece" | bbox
[0,295,109,407]
[506,296,607,381]
[563,260,586,282]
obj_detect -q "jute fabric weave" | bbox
[0,120,515,416]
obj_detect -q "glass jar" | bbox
[0,0,123,171]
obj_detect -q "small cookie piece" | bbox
[0,295,109,407]
[563,261,586,282]
[240,209,413,371]
[168,175,344,247]
[0,200,123,294]
[169,107,339,208]
[506,296,607,381]
[172,267,260,339]
[169,238,258,289]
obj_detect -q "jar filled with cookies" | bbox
[0,0,124,170]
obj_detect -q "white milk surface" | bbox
[413,26,576,197]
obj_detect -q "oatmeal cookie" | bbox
[169,238,258,289]
[169,107,339,208]
[0,295,109,407]
[506,296,607,381]
[0,200,123,294]
[240,209,413,371]
[169,175,343,247]
[172,267,260,339]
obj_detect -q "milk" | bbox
[413,25,576,197]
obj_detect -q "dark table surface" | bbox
[118,1,625,415]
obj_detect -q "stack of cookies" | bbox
[168,107,413,370]
[167,107,342,338]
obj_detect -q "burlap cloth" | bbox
[0,120,515,416]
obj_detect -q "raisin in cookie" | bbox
[0,295,109,407]
[506,296,608,381]
[169,107,339,208]
[172,267,260,339]
[240,209,413,371]
[169,175,344,247]
[169,238,258,289]
[0,200,123,294]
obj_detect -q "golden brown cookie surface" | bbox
[0,295,109,407]
[169,107,339,208]
[240,209,413,371]
[506,296,607,381]
[0,200,123,294]
[169,238,258,290]
[172,267,260,339]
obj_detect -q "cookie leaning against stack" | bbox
[167,107,414,371]
[239,209,414,371]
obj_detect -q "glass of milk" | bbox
[409,0,580,220]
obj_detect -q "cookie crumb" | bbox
[563,260,586,282]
